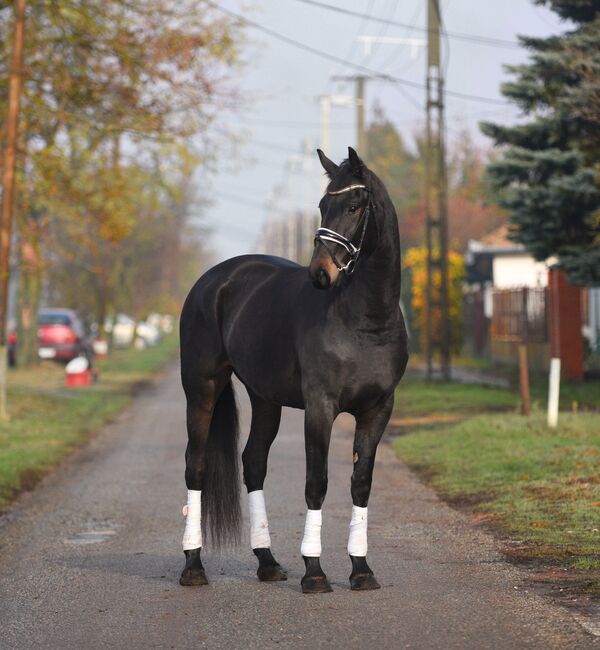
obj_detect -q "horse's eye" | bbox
[348,204,358,213]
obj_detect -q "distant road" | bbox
[0,366,595,649]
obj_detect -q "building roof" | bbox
[468,223,525,254]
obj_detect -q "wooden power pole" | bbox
[0,0,27,419]
[424,0,451,380]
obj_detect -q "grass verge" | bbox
[392,406,600,597]
[394,373,600,422]
[394,377,518,418]
[0,335,179,510]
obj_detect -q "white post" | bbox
[319,95,330,197]
[547,357,561,428]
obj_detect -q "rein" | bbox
[314,184,373,276]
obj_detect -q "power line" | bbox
[239,117,354,128]
[295,0,520,50]
[214,126,304,156]
[329,0,375,84]
[377,1,424,76]
[207,1,509,106]
[214,190,268,212]
[387,80,424,111]
[361,0,399,67]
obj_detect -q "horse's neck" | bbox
[339,221,401,324]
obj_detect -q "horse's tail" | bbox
[202,380,242,549]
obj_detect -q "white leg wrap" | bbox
[182,489,202,550]
[348,505,368,556]
[248,489,271,549]
[301,509,322,557]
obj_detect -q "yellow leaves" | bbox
[403,246,466,353]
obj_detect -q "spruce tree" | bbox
[481,0,600,285]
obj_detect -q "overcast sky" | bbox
[199,0,565,262]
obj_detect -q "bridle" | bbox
[314,184,373,276]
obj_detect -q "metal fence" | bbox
[490,287,548,344]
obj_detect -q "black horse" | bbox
[179,147,408,593]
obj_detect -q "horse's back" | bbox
[180,255,308,404]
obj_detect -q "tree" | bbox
[446,129,507,251]
[366,109,505,250]
[481,0,600,286]
[404,246,465,355]
[0,1,242,364]
[366,105,423,248]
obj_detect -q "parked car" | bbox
[135,319,161,348]
[110,313,136,349]
[7,323,17,368]
[37,308,94,363]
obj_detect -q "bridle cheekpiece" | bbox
[314,183,373,276]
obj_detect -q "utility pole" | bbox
[331,76,367,160]
[318,93,354,195]
[0,0,27,419]
[424,0,451,380]
[355,76,366,159]
[319,96,331,196]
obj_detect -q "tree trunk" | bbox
[0,0,27,417]
[16,233,43,367]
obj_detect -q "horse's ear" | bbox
[317,149,339,178]
[348,147,364,178]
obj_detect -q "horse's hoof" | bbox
[179,567,209,586]
[257,564,287,582]
[180,548,208,586]
[301,575,333,594]
[350,572,381,591]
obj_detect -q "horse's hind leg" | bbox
[242,392,286,582]
[179,373,228,586]
[347,394,394,591]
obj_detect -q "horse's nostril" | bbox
[316,268,330,289]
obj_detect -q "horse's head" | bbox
[309,147,373,290]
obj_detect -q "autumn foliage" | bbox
[403,246,465,355]
[0,1,242,364]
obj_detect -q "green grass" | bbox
[394,376,519,418]
[394,374,600,420]
[392,411,600,583]
[0,334,179,509]
[531,377,600,412]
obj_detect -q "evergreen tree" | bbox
[481,0,600,286]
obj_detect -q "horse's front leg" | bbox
[348,394,394,591]
[300,401,336,594]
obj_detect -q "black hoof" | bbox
[301,556,332,594]
[257,564,287,582]
[349,555,380,591]
[254,548,287,582]
[180,548,208,586]
[350,572,381,591]
[301,574,333,594]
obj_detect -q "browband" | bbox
[327,184,368,195]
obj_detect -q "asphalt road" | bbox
[0,365,597,649]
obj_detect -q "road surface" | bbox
[0,365,597,649]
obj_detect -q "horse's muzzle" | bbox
[309,247,341,290]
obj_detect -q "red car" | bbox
[6,308,94,366]
[37,308,93,362]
